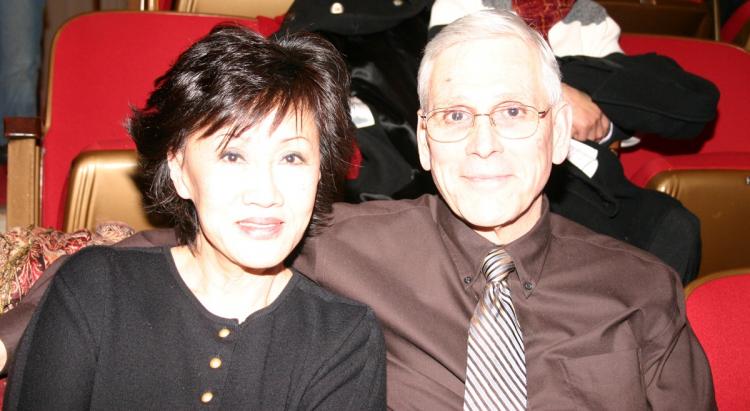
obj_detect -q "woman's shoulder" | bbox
[56,245,169,287]
[286,271,380,335]
[292,272,371,309]
[63,245,166,268]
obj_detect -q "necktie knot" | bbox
[482,247,515,284]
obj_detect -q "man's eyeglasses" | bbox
[420,102,550,143]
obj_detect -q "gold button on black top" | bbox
[201,391,213,403]
[330,2,344,14]
[209,357,222,369]
[218,328,230,338]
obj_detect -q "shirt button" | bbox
[218,328,231,338]
[463,276,472,284]
[330,2,344,14]
[523,281,534,291]
[201,391,214,403]
[210,357,222,369]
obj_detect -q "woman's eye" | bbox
[221,151,241,162]
[282,153,304,164]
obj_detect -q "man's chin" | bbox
[461,212,514,234]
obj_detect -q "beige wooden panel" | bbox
[175,0,293,17]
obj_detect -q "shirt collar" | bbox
[436,195,552,298]
[505,197,552,298]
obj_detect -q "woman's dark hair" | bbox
[129,24,354,246]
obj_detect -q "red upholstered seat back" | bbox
[41,11,280,229]
[630,151,750,188]
[618,34,750,183]
[721,1,750,43]
[686,271,750,410]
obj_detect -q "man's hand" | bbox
[562,83,611,143]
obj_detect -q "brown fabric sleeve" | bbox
[642,276,717,410]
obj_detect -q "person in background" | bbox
[0,0,45,160]
[3,24,385,409]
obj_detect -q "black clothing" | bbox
[547,143,702,283]
[281,0,432,35]
[279,0,432,202]
[559,52,720,142]
[4,246,386,410]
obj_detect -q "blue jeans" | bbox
[0,0,45,143]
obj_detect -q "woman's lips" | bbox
[236,217,283,239]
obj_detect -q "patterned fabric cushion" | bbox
[0,223,134,313]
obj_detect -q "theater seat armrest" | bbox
[4,117,42,228]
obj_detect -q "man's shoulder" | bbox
[549,212,678,276]
[115,228,177,248]
[330,194,440,225]
[546,214,684,334]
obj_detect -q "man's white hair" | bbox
[417,9,562,109]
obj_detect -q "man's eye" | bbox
[498,105,528,119]
[444,110,471,123]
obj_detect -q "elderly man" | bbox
[294,10,713,409]
[1,10,714,410]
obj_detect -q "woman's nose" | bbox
[241,164,282,207]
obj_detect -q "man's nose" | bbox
[466,114,503,157]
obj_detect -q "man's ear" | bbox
[416,110,432,171]
[167,148,192,200]
[551,102,572,165]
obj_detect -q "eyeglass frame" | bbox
[419,101,551,143]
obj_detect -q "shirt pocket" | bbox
[559,348,649,411]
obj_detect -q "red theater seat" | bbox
[4,11,280,231]
[721,0,750,46]
[685,268,750,410]
[615,35,750,276]
[618,34,750,182]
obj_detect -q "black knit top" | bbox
[4,246,385,410]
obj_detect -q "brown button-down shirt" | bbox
[294,195,715,410]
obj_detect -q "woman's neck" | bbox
[170,245,292,323]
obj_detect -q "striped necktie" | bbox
[464,247,527,410]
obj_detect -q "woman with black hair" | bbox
[4,24,385,410]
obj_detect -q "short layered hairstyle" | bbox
[129,24,354,246]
